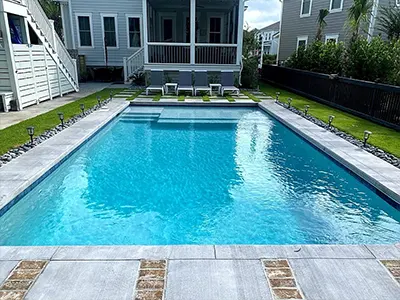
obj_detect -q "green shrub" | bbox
[241,56,259,89]
[263,54,277,65]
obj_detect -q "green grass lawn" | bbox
[242,90,261,102]
[260,82,400,158]
[126,89,144,100]
[0,88,124,156]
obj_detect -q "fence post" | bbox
[123,57,128,83]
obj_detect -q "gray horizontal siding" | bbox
[71,0,143,67]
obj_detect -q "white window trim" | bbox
[297,35,308,49]
[325,34,339,43]
[158,12,177,42]
[396,0,400,6]
[329,0,344,13]
[207,13,225,43]
[300,0,313,18]
[125,14,143,49]
[75,13,94,49]
[101,13,119,49]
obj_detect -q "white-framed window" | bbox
[329,0,343,12]
[209,17,222,43]
[297,35,308,49]
[76,13,93,48]
[126,15,141,48]
[300,0,313,17]
[101,14,118,48]
[325,34,339,43]
[396,0,400,6]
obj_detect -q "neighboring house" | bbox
[0,0,78,112]
[278,0,399,61]
[257,21,279,55]
[57,0,247,82]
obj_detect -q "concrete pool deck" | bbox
[0,97,399,299]
[0,245,399,299]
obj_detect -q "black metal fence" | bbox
[261,65,400,130]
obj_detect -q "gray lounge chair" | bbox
[146,70,164,95]
[221,71,239,96]
[194,71,211,96]
[176,71,194,96]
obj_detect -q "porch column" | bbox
[142,0,149,63]
[190,0,196,65]
[236,0,244,65]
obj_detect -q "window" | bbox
[297,36,308,49]
[300,0,312,17]
[127,17,141,48]
[396,0,400,6]
[325,34,339,43]
[209,17,222,43]
[330,0,343,12]
[102,15,118,48]
[76,15,93,47]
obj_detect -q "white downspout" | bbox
[368,0,379,42]
[68,0,75,49]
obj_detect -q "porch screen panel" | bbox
[103,17,117,47]
[129,18,141,47]
[78,16,92,46]
[209,17,221,43]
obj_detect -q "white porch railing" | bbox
[55,35,78,83]
[195,44,237,65]
[123,47,144,82]
[148,43,190,64]
[26,0,55,49]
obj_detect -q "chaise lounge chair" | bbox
[220,71,240,96]
[176,71,194,96]
[146,70,164,95]
[194,71,211,96]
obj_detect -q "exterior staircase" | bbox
[123,47,144,82]
[25,0,78,92]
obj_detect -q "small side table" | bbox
[164,83,178,95]
[209,83,222,96]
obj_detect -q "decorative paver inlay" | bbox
[134,260,167,300]
[262,260,303,299]
[381,260,400,284]
[0,260,47,300]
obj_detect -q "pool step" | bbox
[120,112,161,123]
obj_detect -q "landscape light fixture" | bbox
[328,115,335,127]
[275,92,280,103]
[27,126,34,144]
[363,130,372,146]
[304,105,310,116]
[110,91,113,101]
[80,103,85,114]
[287,98,292,108]
[97,95,101,106]
[58,112,65,128]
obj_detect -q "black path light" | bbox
[304,105,310,116]
[110,90,113,101]
[363,130,372,146]
[328,115,335,127]
[58,112,65,128]
[26,126,34,144]
[97,95,101,106]
[287,97,292,108]
[275,92,280,103]
[80,103,85,114]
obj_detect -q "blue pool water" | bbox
[0,107,399,245]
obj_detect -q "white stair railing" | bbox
[123,47,144,82]
[26,0,78,88]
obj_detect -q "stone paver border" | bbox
[134,260,167,300]
[381,260,400,284]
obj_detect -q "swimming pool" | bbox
[0,106,399,245]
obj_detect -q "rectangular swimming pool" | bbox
[0,106,399,245]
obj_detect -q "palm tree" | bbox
[347,0,373,40]
[38,0,63,39]
[378,5,400,40]
[316,9,329,41]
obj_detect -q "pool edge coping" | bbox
[258,101,400,207]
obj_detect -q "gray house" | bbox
[58,0,247,81]
[278,0,399,61]
[257,21,280,55]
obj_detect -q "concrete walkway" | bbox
[0,245,399,300]
[0,83,112,130]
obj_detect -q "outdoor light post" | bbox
[304,105,310,116]
[80,103,85,114]
[275,92,280,103]
[97,95,101,107]
[58,112,65,128]
[110,91,113,101]
[26,126,34,144]
[328,115,335,128]
[363,130,372,146]
[287,98,292,108]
